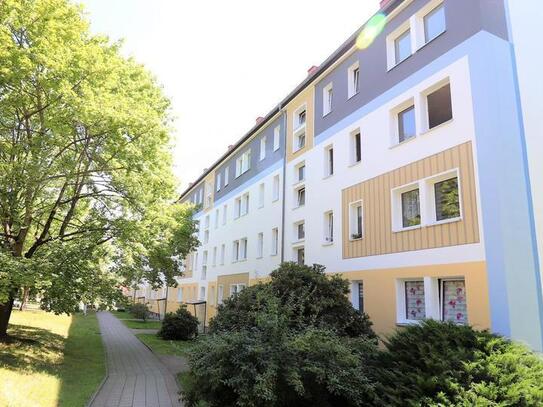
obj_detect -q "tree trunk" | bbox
[19,287,29,311]
[0,296,15,340]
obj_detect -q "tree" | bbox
[0,0,198,339]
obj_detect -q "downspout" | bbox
[280,105,287,263]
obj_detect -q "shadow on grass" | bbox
[0,323,65,377]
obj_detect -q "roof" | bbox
[178,0,402,201]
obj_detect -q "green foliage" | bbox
[129,303,149,321]
[372,320,543,406]
[183,263,378,406]
[210,262,375,339]
[0,0,198,321]
[184,301,377,407]
[158,305,199,340]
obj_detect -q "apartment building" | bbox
[141,0,543,350]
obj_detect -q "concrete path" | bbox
[89,312,182,407]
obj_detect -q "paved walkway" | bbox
[90,312,182,407]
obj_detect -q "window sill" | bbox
[347,91,359,100]
[292,180,305,188]
[292,239,305,246]
[396,320,423,327]
[349,236,363,242]
[323,173,334,180]
[293,205,305,210]
[387,53,413,72]
[393,224,422,233]
[293,123,306,136]
[389,134,417,150]
[348,161,362,169]
[322,110,332,118]
[270,253,278,257]
[256,256,263,260]
[416,29,446,53]
[272,198,280,203]
[426,216,462,227]
[420,118,454,136]
[322,241,334,246]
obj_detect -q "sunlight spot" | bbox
[356,13,387,50]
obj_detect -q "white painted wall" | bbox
[283,57,486,272]
[506,0,543,281]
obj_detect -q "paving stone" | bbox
[89,312,182,407]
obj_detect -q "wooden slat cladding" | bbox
[342,142,479,258]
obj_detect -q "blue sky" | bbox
[80,0,380,191]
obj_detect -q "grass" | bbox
[122,319,162,329]
[109,310,132,320]
[0,310,105,407]
[135,333,194,357]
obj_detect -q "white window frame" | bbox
[230,283,246,297]
[294,161,306,184]
[212,246,217,266]
[235,150,251,178]
[258,183,265,208]
[417,0,446,47]
[294,220,305,242]
[257,232,264,258]
[222,204,227,225]
[323,83,333,116]
[232,240,240,262]
[420,77,453,133]
[218,285,224,304]
[386,19,414,70]
[220,244,225,265]
[272,175,280,202]
[390,97,418,147]
[295,186,306,208]
[324,145,334,177]
[273,126,280,151]
[324,210,334,244]
[214,209,219,229]
[241,192,250,216]
[216,173,222,192]
[350,130,362,165]
[224,167,229,186]
[239,237,248,261]
[292,105,307,153]
[271,227,279,256]
[349,200,364,240]
[391,182,421,232]
[348,61,360,99]
[234,197,242,219]
[260,136,267,161]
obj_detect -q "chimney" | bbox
[203,168,208,173]
[307,65,319,76]
[380,0,394,9]
[256,116,265,125]
[227,145,234,150]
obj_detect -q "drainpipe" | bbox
[280,105,287,264]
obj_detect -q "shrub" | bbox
[210,262,375,339]
[183,299,378,407]
[158,305,199,340]
[372,319,543,406]
[129,303,149,321]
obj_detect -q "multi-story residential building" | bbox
[140,0,543,351]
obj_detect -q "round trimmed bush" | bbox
[158,305,199,340]
[129,303,149,321]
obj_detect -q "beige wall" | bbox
[338,261,491,336]
[342,142,479,258]
[286,86,315,163]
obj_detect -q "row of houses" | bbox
[128,0,543,350]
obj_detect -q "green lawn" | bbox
[109,310,132,320]
[122,319,162,329]
[0,310,105,407]
[136,333,194,357]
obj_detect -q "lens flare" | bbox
[356,13,387,50]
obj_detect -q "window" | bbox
[295,132,306,151]
[241,193,249,216]
[348,62,360,98]
[271,227,279,256]
[212,246,217,266]
[323,83,333,116]
[199,286,206,301]
[295,162,305,182]
[239,238,247,260]
[298,109,306,128]
[220,244,225,265]
[358,282,364,313]
[434,177,460,221]
[209,286,215,306]
[324,145,334,176]
[214,209,219,229]
[258,183,265,208]
[273,126,280,151]
[204,215,210,229]
[193,252,198,271]
[234,197,241,218]
[224,167,229,186]
[260,136,267,161]
[222,204,227,225]
[352,132,362,163]
[216,173,222,192]
[398,105,416,143]
[296,187,305,207]
[257,232,264,258]
[349,201,363,240]
[203,230,209,244]
[394,29,411,65]
[235,150,251,177]
[218,285,224,304]
[401,188,421,228]
[427,83,452,129]
[272,175,280,201]
[177,288,183,303]
[230,283,246,297]
[424,3,445,43]
[405,280,426,320]
[296,222,305,241]
[441,279,467,324]
[232,240,240,262]
[324,211,334,243]
[296,248,305,265]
